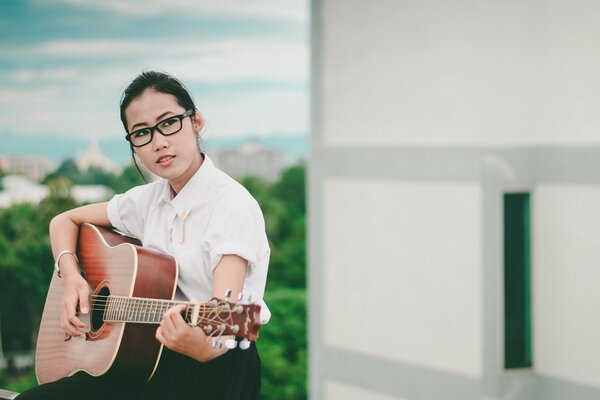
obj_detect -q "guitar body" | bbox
[35,223,178,384]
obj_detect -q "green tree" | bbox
[0,203,52,352]
[78,166,116,187]
[111,164,148,193]
[270,164,305,216]
[260,288,307,400]
[42,158,80,185]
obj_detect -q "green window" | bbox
[504,193,532,369]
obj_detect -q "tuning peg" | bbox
[239,339,251,350]
[247,295,257,304]
[224,289,232,301]
[212,339,223,350]
[236,292,243,302]
[225,338,238,349]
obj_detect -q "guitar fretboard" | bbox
[96,295,248,337]
[102,296,191,324]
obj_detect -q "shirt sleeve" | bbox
[206,198,270,275]
[106,185,148,240]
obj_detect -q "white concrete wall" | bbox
[533,185,600,389]
[314,0,600,398]
[321,0,600,148]
[323,179,483,376]
[325,380,408,400]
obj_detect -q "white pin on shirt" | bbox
[179,210,190,244]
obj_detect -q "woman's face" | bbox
[125,88,203,193]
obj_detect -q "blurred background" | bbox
[3,1,600,400]
[309,1,600,400]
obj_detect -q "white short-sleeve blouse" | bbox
[106,154,271,322]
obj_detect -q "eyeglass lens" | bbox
[130,116,183,146]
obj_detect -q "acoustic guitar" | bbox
[35,223,261,384]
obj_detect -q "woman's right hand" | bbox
[50,202,111,338]
[60,274,90,338]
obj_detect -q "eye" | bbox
[132,128,151,138]
[160,117,178,128]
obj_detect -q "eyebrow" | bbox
[130,111,177,132]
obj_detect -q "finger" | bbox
[67,315,86,336]
[164,304,186,318]
[78,286,90,314]
[62,313,84,337]
[160,314,178,338]
[62,302,85,336]
[163,305,186,328]
[155,326,166,344]
[167,306,187,326]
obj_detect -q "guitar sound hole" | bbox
[91,286,110,331]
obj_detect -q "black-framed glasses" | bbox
[125,109,194,147]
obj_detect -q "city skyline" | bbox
[0,0,308,142]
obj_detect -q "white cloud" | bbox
[201,89,308,138]
[0,68,307,140]
[39,0,308,22]
[5,38,307,84]
[10,67,80,83]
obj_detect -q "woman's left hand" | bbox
[156,304,230,362]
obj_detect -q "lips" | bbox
[156,155,176,166]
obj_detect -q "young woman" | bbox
[17,71,270,400]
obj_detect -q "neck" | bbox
[169,152,204,194]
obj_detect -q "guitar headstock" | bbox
[187,298,261,342]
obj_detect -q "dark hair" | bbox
[120,71,198,181]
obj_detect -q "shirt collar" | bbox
[159,153,216,215]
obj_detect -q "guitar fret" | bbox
[119,297,126,321]
[135,298,141,322]
[105,296,111,321]
[156,300,161,323]
[150,299,155,323]
[146,300,150,322]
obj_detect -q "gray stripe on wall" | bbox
[314,146,600,184]
[539,376,600,400]
[321,347,481,400]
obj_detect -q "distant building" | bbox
[0,154,55,181]
[210,140,287,181]
[76,142,123,175]
[0,175,50,207]
[0,176,112,208]
[70,185,113,203]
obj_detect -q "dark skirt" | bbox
[16,342,261,400]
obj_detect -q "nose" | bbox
[151,129,170,150]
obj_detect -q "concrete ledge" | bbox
[0,389,19,400]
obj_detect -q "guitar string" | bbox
[88,295,245,316]
[85,296,241,328]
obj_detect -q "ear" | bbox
[193,113,205,133]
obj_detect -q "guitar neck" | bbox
[100,295,195,325]
[95,295,259,339]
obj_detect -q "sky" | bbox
[0,0,308,144]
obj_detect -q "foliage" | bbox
[111,165,148,194]
[260,288,307,400]
[42,159,80,185]
[42,159,148,195]
[0,369,37,393]
[242,164,306,289]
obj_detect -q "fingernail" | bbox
[81,307,89,314]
